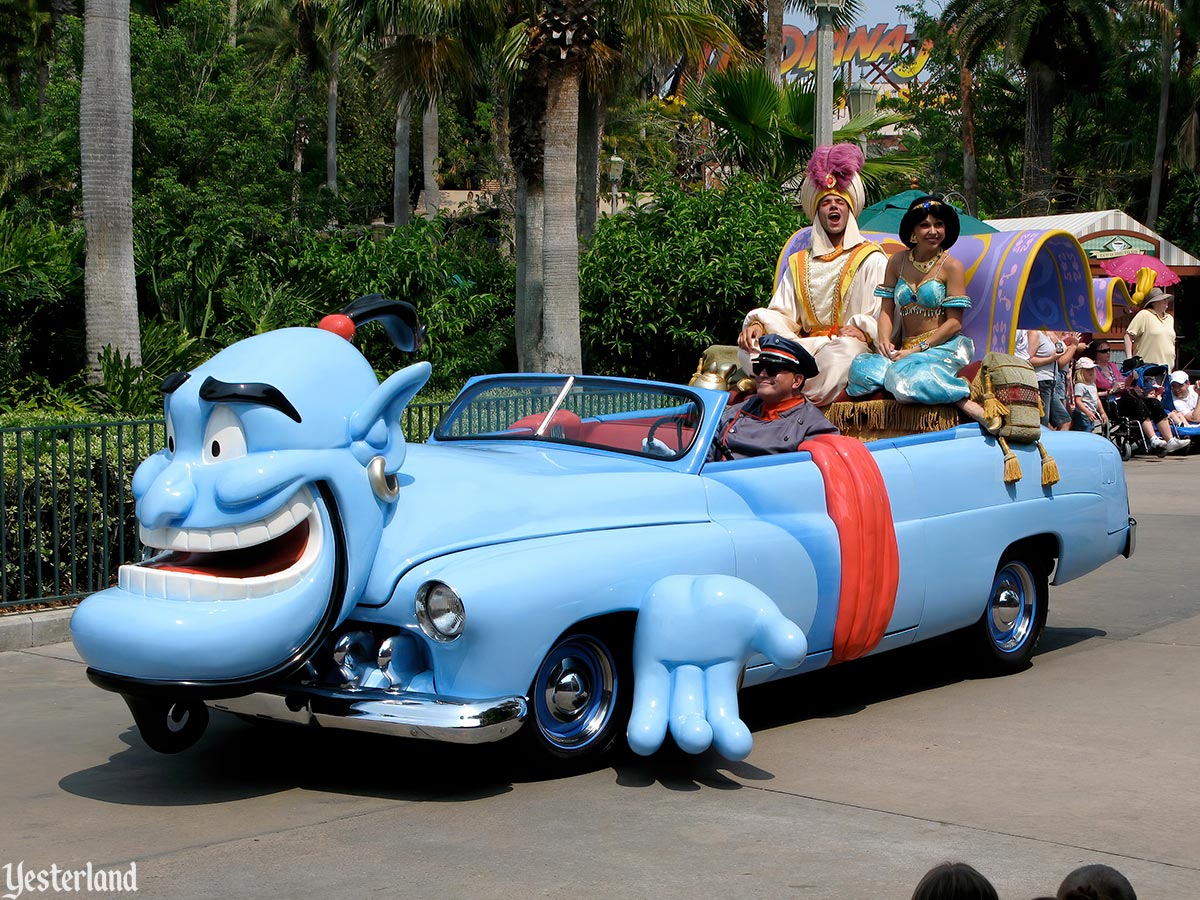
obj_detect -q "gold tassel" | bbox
[1037,393,1045,417]
[981,373,1009,420]
[1038,441,1060,486]
[999,436,1022,483]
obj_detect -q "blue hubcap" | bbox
[988,563,1036,653]
[533,636,616,750]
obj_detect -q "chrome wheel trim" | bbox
[988,562,1036,653]
[532,636,616,750]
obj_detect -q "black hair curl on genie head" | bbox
[340,294,427,353]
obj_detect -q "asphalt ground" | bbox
[1,453,1197,899]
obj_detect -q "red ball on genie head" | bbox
[318,314,356,341]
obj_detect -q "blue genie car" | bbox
[70,302,1135,764]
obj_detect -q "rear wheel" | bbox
[526,625,631,762]
[970,554,1048,674]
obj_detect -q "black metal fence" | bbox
[0,400,450,610]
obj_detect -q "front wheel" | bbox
[969,555,1048,674]
[526,626,630,762]
[123,695,210,754]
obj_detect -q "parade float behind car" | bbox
[71,226,1137,766]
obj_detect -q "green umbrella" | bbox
[856,190,997,236]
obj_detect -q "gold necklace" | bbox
[908,249,943,274]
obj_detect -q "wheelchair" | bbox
[1105,357,1190,458]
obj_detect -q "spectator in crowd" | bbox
[910,862,999,900]
[1072,358,1107,433]
[1167,370,1199,425]
[1056,863,1137,900]
[1119,364,1189,454]
[1124,287,1176,369]
[1088,340,1124,413]
[1015,329,1074,429]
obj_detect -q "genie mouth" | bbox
[119,486,323,601]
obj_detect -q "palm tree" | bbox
[80,0,141,374]
[684,63,919,189]
[242,0,343,208]
[343,0,476,221]
[941,0,1119,206]
[507,0,741,372]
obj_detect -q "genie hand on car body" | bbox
[627,574,808,761]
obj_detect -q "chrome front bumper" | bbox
[210,685,527,744]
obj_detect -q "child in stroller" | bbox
[1107,356,1189,457]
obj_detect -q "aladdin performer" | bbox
[737,144,887,406]
[846,195,988,424]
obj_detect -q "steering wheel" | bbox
[646,415,683,450]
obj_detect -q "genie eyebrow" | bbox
[198,377,303,423]
[161,372,190,394]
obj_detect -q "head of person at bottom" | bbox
[1057,863,1137,900]
[910,861,999,900]
[753,334,819,405]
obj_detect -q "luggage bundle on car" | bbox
[970,351,1059,486]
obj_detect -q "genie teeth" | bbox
[119,501,324,601]
[138,488,314,552]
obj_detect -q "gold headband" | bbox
[813,188,853,209]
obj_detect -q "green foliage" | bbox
[0,210,84,390]
[86,318,204,417]
[580,175,800,382]
[685,64,921,194]
[245,217,514,390]
[129,0,295,242]
[2,420,161,604]
[604,93,703,188]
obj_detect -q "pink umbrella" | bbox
[1100,253,1180,287]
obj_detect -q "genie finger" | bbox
[668,664,714,755]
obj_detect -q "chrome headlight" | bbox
[415,581,465,642]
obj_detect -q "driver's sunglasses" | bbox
[753,360,791,377]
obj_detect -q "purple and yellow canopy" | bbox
[778,227,1121,355]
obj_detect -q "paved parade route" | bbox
[1,455,1198,899]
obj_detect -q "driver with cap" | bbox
[737,143,888,406]
[710,334,839,461]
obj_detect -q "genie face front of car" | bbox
[71,328,430,696]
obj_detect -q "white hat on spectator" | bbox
[1170,370,1189,385]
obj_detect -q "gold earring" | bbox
[368,456,400,502]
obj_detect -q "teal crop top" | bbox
[874,278,970,318]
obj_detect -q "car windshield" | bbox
[434,376,704,460]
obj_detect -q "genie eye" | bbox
[165,415,177,455]
[202,405,247,464]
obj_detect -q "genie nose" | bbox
[138,462,198,528]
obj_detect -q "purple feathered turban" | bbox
[800,143,867,220]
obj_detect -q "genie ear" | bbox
[341,294,427,352]
[350,361,432,450]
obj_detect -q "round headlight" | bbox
[415,581,465,642]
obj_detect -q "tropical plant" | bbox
[940,0,1121,206]
[580,174,800,380]
[241,0,344,211]
[684,64,922,191]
